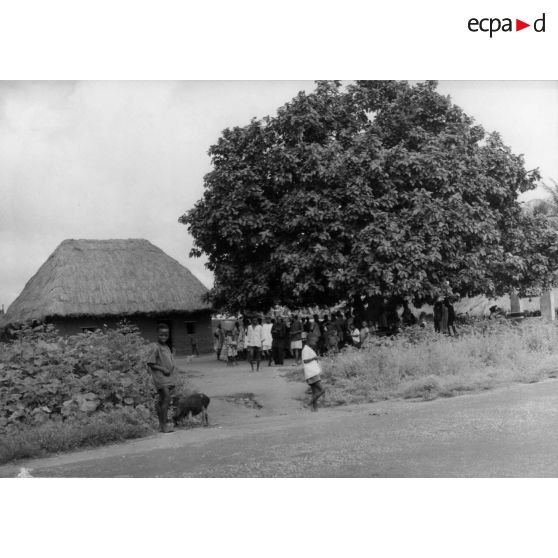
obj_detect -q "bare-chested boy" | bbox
[147,324,179,433]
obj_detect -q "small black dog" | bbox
[172,392,210,427]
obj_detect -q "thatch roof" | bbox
[4,239,211,324]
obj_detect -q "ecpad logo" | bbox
[468,13,546,37]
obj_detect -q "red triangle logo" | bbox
[516,19,530,31]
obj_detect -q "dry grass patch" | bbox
[284,319,558,405]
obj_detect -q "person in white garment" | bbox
[245,317,264,371]
[351,325,361,348]
[301,339,325,411]
[262,316,273,366]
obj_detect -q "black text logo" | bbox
[468,13,546,37]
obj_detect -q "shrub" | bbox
[0,322,163,464]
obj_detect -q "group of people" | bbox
[212,298,459,368]
[212,311,377,370]
[213,315,303,371]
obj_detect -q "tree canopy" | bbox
[180,81,558,313]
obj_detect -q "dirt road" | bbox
[2,355,558,477]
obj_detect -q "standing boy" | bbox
[271,316,287,365]
[214,323,225,360]
[324,319,339,354]
[301,340,325,411]
[289,314,303,365]
[147,324,179,433]
[262,316,273,365]
[246,317,264,371]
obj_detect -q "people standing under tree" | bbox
[440,300,449,335]
[235,320,245,361]
[333,312,345,350]
[246,317,263,371]
[445,297,457,336]
[318,315,329,355]
[307,314,322,350]
[146,324,179,433]
[359,321,369,347]
[302,339,325,412]
[242,319,250,359]
[262,316,273,365]
[401,302,417,327]
[214,323,225,360]
[289,314,303,366]
[271,316,287,365]
[302,316,310,345]
[231,326,240,365]
[346,311,354,335]
[324,317,339,354]
[433,298,443,333]
[344,311,354,346]
[284,318,292,360]
[224,329,235,366]
[378,300,389,333]
[268,318,277,364]
[351,323,361,348]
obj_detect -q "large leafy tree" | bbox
[527,179,558,224]
[180,81,558,313]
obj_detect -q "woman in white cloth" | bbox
[262,316,274,365]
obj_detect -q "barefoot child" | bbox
[302,340,325,411]
[147,324,179,433]
[246,317,263,371]
[225,329,238,366]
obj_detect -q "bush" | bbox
[285,318,558,405]
[0,322,164,464]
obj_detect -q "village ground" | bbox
[3,353,558,477]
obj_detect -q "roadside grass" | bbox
[0,408,156,465]
[283,319,558,406]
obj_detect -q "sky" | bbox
[1,81,557,309]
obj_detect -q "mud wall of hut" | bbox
[50,310,213,355]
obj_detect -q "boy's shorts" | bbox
[306,374,322,385]
[291,340,303,350]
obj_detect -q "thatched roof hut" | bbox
[3,239,213,353]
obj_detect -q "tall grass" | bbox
[0,408,154,465]
[290,319,558,405]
